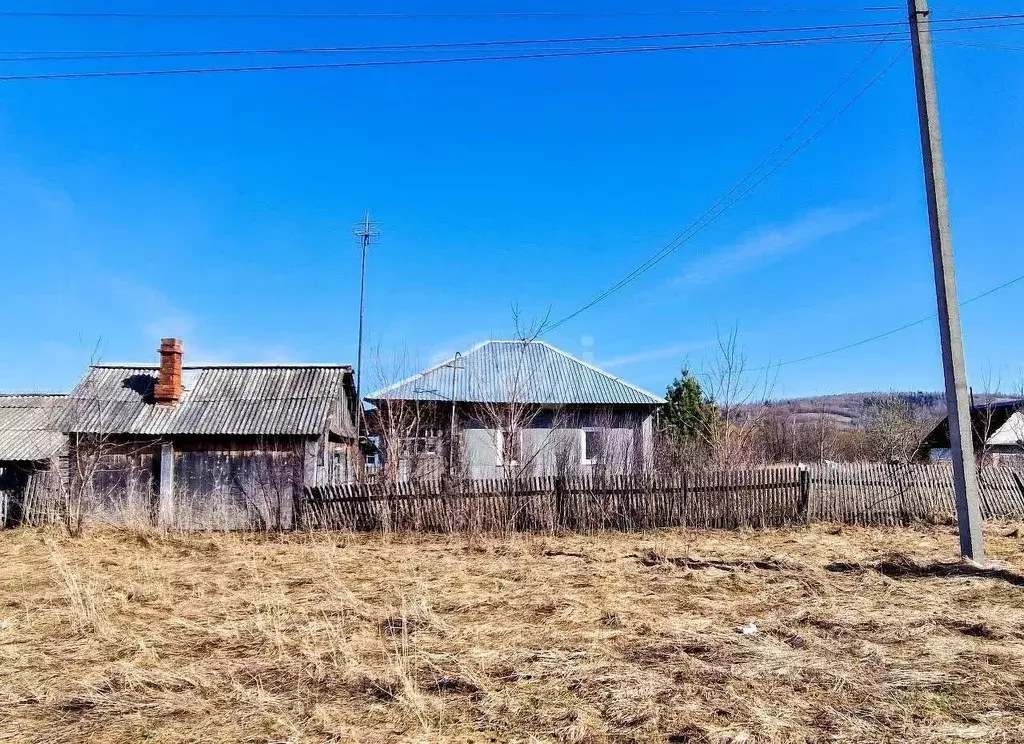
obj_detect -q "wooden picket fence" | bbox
[807,463,1024,525]
[304,468,809,532]
[304,463,1024,533]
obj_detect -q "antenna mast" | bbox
[353,211,380,442]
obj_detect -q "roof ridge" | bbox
[367,341,492,399]
[368,338,665,405]
[531,339,666,404]
[0,392,68,398]
[91,363,352,369]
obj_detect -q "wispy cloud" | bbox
[426,332,489,367]
[677,207,878,285]
[100,274,297,365]
[599,341,709,370]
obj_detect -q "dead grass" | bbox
[1,523,1024,743]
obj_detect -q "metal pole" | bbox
[355,212,372,441]
[448,351,461,475]
[908,0,984,562]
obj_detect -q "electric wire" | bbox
[0,7,909,21]
[8,20,1024,82]
[2,13,1020,64]
[747,271,1024,371]
[543,41,909,334]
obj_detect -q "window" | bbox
[582,428,604,465]
[495,429,522,467]
[364,436,382,469]
[400,429,443,458]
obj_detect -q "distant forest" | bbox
[761,391,1011,430]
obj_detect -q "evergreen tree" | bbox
[663,369,719,445]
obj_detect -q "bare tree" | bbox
[673,326,776,470]
[468,311,559,482]
[864,394,925,463]
[365,345,443,484]
[970,367,1007,465]
[46,343,160,535]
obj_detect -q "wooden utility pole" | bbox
[907,0,984,562]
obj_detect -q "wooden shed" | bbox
[0,394,67,527]
[59,338,359,530]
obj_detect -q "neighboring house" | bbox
[0,394,67,526]
[59,338,359,529]
[366,339,665,480]
[921,399,1024,465]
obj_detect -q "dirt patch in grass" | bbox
[1,523,1023,743]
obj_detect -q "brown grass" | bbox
[1,523,1024,743]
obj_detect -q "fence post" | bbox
[296,485,306,531]
[799,466,811,524]
[554,475,565,532]
[681,470,689,529]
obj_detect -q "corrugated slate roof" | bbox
[989,411,1024,447]
[61,365,357,438]
[369,340,665,406]
[0,394,68,462]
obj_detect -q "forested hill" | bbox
[761,391,1010,429]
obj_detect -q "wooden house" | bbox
[366,339,664,481]
[60,338,359,530]
[0,394,67,527]
[921,399,1024,465]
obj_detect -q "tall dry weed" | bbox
[47,545,110,636]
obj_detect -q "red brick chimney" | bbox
[153,338,183,405]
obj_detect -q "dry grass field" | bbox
[2,523,1024,743]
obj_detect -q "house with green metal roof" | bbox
[366,340,664,480]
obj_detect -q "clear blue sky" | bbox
[0,1,1021,399]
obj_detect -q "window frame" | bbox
[494,428,523,467]
[399,429,443,458]
[581,427,604,465]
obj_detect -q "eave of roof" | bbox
[0,393,69,461]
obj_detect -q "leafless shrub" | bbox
[656,326,775,472]
[367,345,447,485]
[754,402,870,464]
[864,394,926,463]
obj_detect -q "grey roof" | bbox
[0,394,68,462]
[61,365,357,438]
[989,411,1024,446]
[369,340,665,406]
[922,398,1024,449]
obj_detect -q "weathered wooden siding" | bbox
[170,438,303,530]
[0,464,29,527]
[24,435,360,530]
[3,461,66,527]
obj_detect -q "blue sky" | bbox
[0,1,1021,399]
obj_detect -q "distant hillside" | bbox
[759,391,1011,430]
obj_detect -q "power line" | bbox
[747,271,1024,372]
[7,20,1022,83]
[542,42,909,334]
[3,13,1020,63]
[0,7,907,21]
[944,38,1024,50]
[0,19,914,61]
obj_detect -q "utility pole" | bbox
[353,212,380,443]
[448,351,462,476]
[908,0,984,562]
